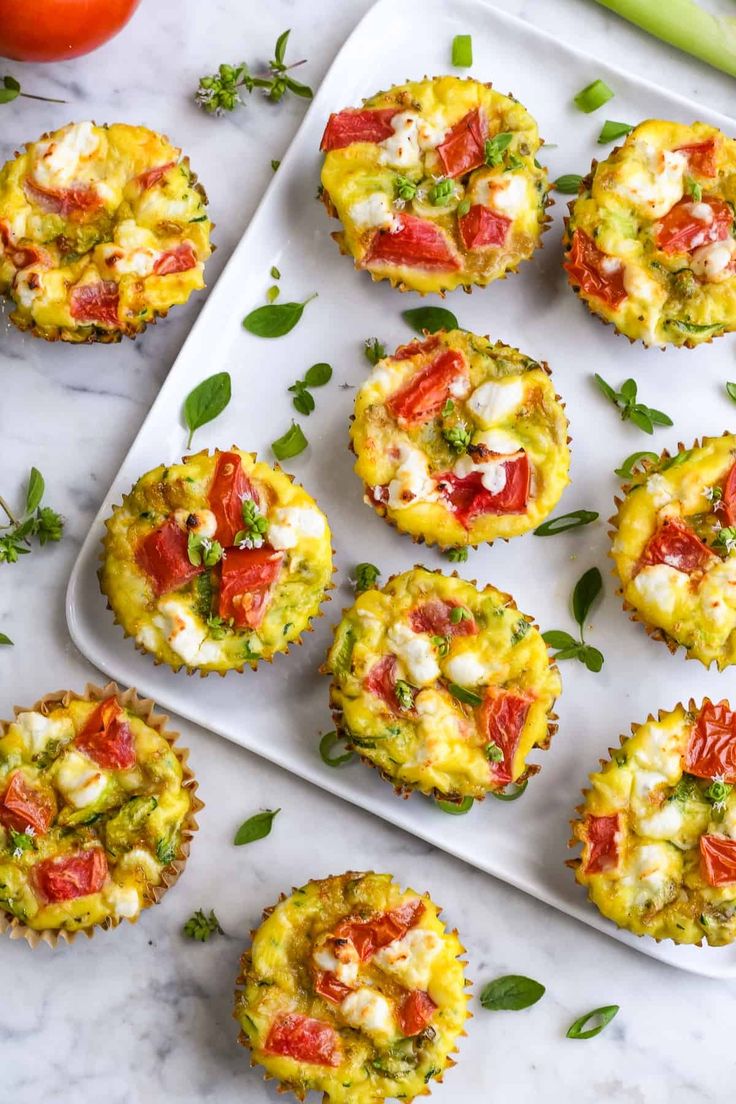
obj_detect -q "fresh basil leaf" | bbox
[304,362,332,388]
[646,408,673,427]
[0,632,13,646]
[597,120,633,144]
[25,468,45,514]
[553,174,583,194]
[243,294,316,338]
[480,974,546,1011]
[619,378,637,402]
[542,630,578,650]
[270,265,281,280]
[274,28,290,66]
[726,382,736,403]
[354,562,381,593]
[272,422,308,461]
[447,682,483,706]
[593,373,618,403]
[402,306,458,335]
[284,76,313,98]
[291,388,315,416]
[614,451,658,479]
[364,337,386,365]
[550,644,585,662]
[319,731,355,767]
[582,645,604,672]
[534,510,598,536]
[566,1005,619,1039]
[490,780,528,801]
[183,371,232,449]
[234,808,280,845]
[572,567,603,629]
[0,86,19,104]
[435,796,474,815]
[627,407,653,434]
[3,75,20,92]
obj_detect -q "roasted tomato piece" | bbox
[153,241,198,276]
[436,108,487,178]
[685,701,736,783]
[655,196,732,254]
[208,451,260,547]
[23,178,103,218]
[34,848,108,902]
[393,335,441,361]
[265,1013,342,1066]
[639,517,715,576]
[218,547,283,630]
[362,214,461,271]
[438,453,530,527]
[320,108,398,151]
[409,598,477,637]
[458,204,511,250]
[582,814,622,875]
[335,898,425,961]
[386,349,468,425]
[722,461,736,526]
[363,654,404,714]
[0,771,56,835]
[314,971,352,1005]
[480,689,533,785]
[75,697,136,771]
[69,281,120,326]
[564,229,627,309]
[397,990,437,1036]
[700,834,736,887]
[0,223,48,270]
[675,139,717,178]
[136,161,175,190]
[136,518,203,596]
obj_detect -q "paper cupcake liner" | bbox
[0,680,203,949]
[322,566,560,803]
[233,871,470,1101]
[99,447,335,678]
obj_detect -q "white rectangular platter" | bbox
[67,0,736,977]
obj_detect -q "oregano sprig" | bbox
[0,74,66,106]
[183,908,223,942]
[196,30,313,115]
[0,468,64,565]
[594,374,672,435]
[543,567,604,672]
[288,362,332,415]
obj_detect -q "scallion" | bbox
[597,119,633,144]
[573,78,614,113]
[452,34,473,67]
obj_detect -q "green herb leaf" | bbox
[534,510,599,536]
[25,468,45,514]
[183,908,223,942]
[429,178,454,205]
[0,84,19,104]
[573,78,614,113]
[597,120,633,144]
[187,532,223,567]
[395,174,418,201]
[446,547,468,562]
[566,1005,619,1039]
[542,629,578,650]
[594,373,672,436]
[452,33,473,67]
[572,567,603,629]
[435,796,474,815]
[457,196,471,217]
[484,131,513,166]
[304,362,332,388]
[510,619,530,646]
[485,741,503,763]
[0,632,12,646]
[402,306,459,335]
[581,645,604,672]
[685,176,703,202]
[319,730,355,767]
[614,451,659,479]
[271,159,281,172]
[271,422,308,461]
[480,974,546,1011]
[448,682,483,706]
[290,384,315,416]
[234,808,280,846]
[354,562,381,593]
[553,174,583,194]
[266,285,279,303]
[726,382,736,404]
[274,28,290,66]
[243,294,316,338]
[667,319,724,336]
[183,371,232,449]
[364,337,386,365]
[395,680,416,711]
[490,780,528,801]
[661,449,694,470]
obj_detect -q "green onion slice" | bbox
[573,78,614,113]
[271,422,308,461]
[319,731,355,767]
[566,1004,619,1039]
[452,34,473,67]
[597,120,633,145]
[534,510,599,536]
[490,780,529,802]
[435,796,474,815]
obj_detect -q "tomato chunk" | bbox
[721,461,736,526]
[409,598,477,637]
[320,108,398,151]
[24,178,103,218]
[639,517,715,576]
[265,1013,341,1067]
[480,689,533,785]
[387,349,468,425]
[335,898,425,961]
[676,139,717,178]
[437,453,530,527]
[208,451,259,546]
[393,335,441,361]
[75,697,136,771]
[218,547,283,629]
[0,771,56,835]
[136,161,176,190]
[583,814,622,875]
[397,990,437,1037]
[34,849,108,902]
[685,701,736,782]
[362,214,461,272]
[136,518,203,596]
[153,241,198,276]
[363,654,404,714]
[436,109,487,178]
[655,196,732,254]
[564,229,627,309]
[0,222,48,270]
[700,834,736,887]
[458,204,511,250]
[69,281,120,327]
[314,971,352,1005]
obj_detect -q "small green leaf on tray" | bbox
[573,566,603,628]
[534,510,598,536]
[354,562,381,593]
[553,174,583,194]
[0,632,13,646]
[566,1005,619,1040]
[597,119,633,144]
[183,371,232,449]
[319,731,355,767]
[25,468,45,514]
[480,974,546,1011]
[234,808,280,846]
[573,78,614,113]
[272,422,308,461]
[402,306,459,335]
[243,293,317,337]
[364,337,387,365]
[304,362,332,387]
[266,285,279,303]
[452,34,473,67]
[435,796,474,815]
[593,373,672,435]
[183,908,223,941]
[726,382,736,403]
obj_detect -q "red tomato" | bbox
[639,517,715,576]
[458,204,511,250]
[393,335,441,361]
[135,162,175,191]
[218,547,283,629]
[362,214,461,272]
[69,281,120,326]
[136,518,203,597]
[153,242,198,277]
[655,196,732,254]
[583,814,622,875]
[409,599,477,637]
[397,990,437,1037]
[314,971,352,1005]
[208,451,259,547]
[675,139,717,178]
[685,701,736,783]
[700,833,736,887]
[0,222,49,269]
[24,178,103,218]
[34,848,108,902]
[437,453,530,527]
[265,1013,341,1067]
[564,229,627,309]
[480,689,533,785]
[0,771,56,835]
[436,109,487,178]
[0,0,141,62]
[386,349,468,425]
[320,108,398,151]
[721,461,736,526]
[75,697,136,771]
[335,898,425,961]
[363,654,404,714]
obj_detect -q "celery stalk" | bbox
[591,0,736,78]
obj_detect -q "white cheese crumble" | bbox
[387,444,437,510]
[373,927,443,989]
[636,801,686,840]
[348,193,400,232]
[13,268,44,309]
[31,121,100,190]
[623,842,677,908]
[267,507,326,551]
[104,883,140,919]
[173,508,217,538]
[646,473,673,509]
[340,987,395,1038]
[56,750,109,809]
[388,622,440,686]
[377,112,447,169]
[117,847,163,881]
[13,711,73,756]
[466,378,524,428]
[313,938,360,987]
[488,173,528,216]
[444,651,492,686]
[473,428,521,455]
[453,452,507,494]
[154,598,223,666]
[612,142,686,218]
[630,563,690,616]
[690,238,736,282]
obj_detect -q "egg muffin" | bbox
[0,684,199,946]
[323,568,560,802]
[564,120,736,347]
[320,76,549,295]
[570,699,736,946]
[351,330,569,549]
[0,120,211,342]
[100,449,333,674]
[234,871,467,1103]
[611,435,736,669]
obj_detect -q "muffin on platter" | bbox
[323,567,560,803]
[234,871,468,1103]
[564,120,736,347]
[350,329,569,549]
[0,120,211,341]
[100,449,333,674]
[320,76,549,294]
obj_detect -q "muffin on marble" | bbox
[0,121,211,341]
[564,120,736,347]
[323,567,560,802]
[234,871,468,1103]
[0,683,200,946]
[320,76,549,294]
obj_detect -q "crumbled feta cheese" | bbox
[466,378,524,428]
[612,143,686,218]
[173,508,217,539]
[690,202,714,224]
[636,801,686,840]
[690,238,736,282]
[489,173,528,216]
[453,453,508,494]
[13,711,73,756]
[340,987,395,1037]
[373,927,443,989]
[377,112,447,169]
[104,883,140,919]
[56,751,108,809]
[154,598,223,665]
[388,622,440,686]
[623,263,667,306]
[646,473,673,509]
[631,563,690,616]
[313,937,360,986]
[473,428,520,455]
[267,507,326,551]
[444,651,492,686]
[117,847,162,881]
[13,267,44,309]
[387,444,436,510]
[349,193,400,232]
[31,121,100,190]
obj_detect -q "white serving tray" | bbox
[67,0,736,977]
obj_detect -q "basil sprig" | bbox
[272,422,308,461]
[234,808,280,845]
[183,371,232,448]
[480,974,546,1011]
[243,293,316,337]
[288,362,332,415]
[566,1005,619,1039]
[543,567,604,672]
[534,510,598,536]
[319,731,355,767]
[594,374,672,435]
[402,306,458,335]
[614,450,659,479]
[435,796,474,815]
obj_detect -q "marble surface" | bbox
[2,1,736,1101]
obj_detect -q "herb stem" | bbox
[0,496,20,528]
[20,91,67,104]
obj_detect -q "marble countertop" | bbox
[2,1,736,1100]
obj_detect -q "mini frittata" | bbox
[0,120,211,342]
[351,330,569,548]
[571,699,736,946]
[0,686,198,942]
[564,120,736,347]
[100,449,333,674]
[234,871,467,1103]
[323,568,560,801]
[320,76,549,295]
[611,435,736,669]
